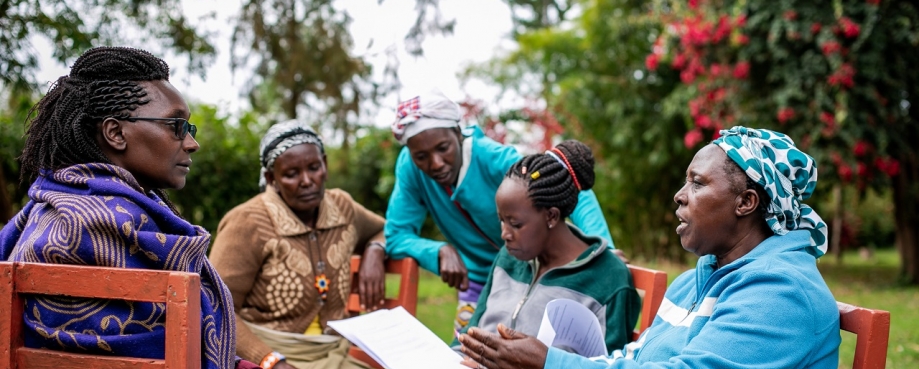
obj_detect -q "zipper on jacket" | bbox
[510,242,607,329]
[510,264,541,329]
[682,301,697,322]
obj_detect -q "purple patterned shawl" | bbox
[0,163,236,368]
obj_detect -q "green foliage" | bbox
[468,0,695,261]
[325,126,402,215]
[652,0,919,281]
[0,90,35,223]
[165,105,268,235]
[0,0,216,93]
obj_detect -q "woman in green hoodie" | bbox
[453,140,640,354]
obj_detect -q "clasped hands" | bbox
[458,324,548,369]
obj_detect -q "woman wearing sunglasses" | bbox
[0,46,255,369]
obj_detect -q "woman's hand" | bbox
[358,242,387,311]
[458,324,548,369]
[438,244,469,291]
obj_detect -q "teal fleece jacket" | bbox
[384,126,614,284]
[454,226,640,353]
[544,230,840,369]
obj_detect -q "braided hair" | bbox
[505,140,596,218]
[19,46,182,214]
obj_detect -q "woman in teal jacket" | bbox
[383,90,620,333]
[458,126,840,369]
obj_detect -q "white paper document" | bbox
[327,306,466,369]
[536,298,608,358]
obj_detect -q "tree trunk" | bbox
[893,150,919,285]
[830,184,844,263]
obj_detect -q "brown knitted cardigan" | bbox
[209,188,385,362]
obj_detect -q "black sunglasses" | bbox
[125,117,198,140]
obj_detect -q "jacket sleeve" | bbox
[544,269,839,369]
[451,251,501,347]
[384,149,445,275]
[208,204,274,363]
[602,287,642,354]
[569,190,615,249]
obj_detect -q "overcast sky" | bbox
[33,0,516,127]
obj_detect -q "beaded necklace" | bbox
[306,232,329,303]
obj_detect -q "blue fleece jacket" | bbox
[544,230,840,369]
[384,126,614,284]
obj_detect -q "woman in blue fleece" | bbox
[458,126,841,369]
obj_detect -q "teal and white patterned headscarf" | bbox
[713,126,828,258]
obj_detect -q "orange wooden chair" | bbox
[627,264,668,341]
[346,256,420,369]
[838,301,890,369]
[0,262,201,369]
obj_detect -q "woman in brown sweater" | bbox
[209,120,387,369]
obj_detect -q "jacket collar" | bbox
[261,187,347,236]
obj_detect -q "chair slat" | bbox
[13,263,170,302]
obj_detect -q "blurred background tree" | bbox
[465,0,917,282]
[648,0,919,283]
[1,0,915,284]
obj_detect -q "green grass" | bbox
[401,249,918,368]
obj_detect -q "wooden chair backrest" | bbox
[838,301,890,369]
[0,262,201,369]
[346,256,420,368]
[628,264,668,342]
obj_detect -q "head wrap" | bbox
[258,119,324,190]
[391,90,461,145]
[713,126,828,257]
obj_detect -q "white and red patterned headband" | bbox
[391,90,461,144]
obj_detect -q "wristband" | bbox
[368,241,386,251]
[260,351,286,369]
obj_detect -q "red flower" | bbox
[709,63,725,76]
[735,14,747,27]
[684,129,704,149]
[681,69,697,84]
[695,114,713,129]
[783,10,798,20]
[689,0,700,10]
[838,164,853,182]
[733,61,750,79]
[839,17,860,38]
[886,158,900,177]
[777,107,795,124]
[811,23,822,34]
[689,98,702,117]
[672,53,687,69]
[831,152,843,165]
[828,63,856,89]
[853,141,870,156]
[821,40,842,55]
[867,0,881,5]
[857,162,869,177]
[737,34,750,45]
[645,54,660,71]
[713,16,732,43]
[820,112,836,136]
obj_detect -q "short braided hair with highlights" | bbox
[19,46,182,214]
[505,140,596,218]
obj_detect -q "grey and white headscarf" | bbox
[258,119,324,191]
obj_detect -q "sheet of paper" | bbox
[536,298,608,358]
[328,307,467,369]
